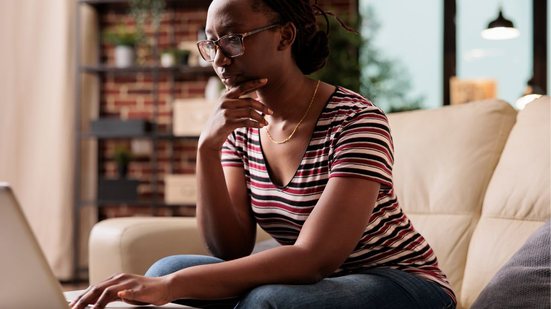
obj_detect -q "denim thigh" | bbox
[236,267,455,309]
[146,256,455,309]
[145,254,224,277]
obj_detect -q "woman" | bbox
[71,0,456,308]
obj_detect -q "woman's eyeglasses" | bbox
[196,23,280,62]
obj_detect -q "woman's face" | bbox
[205,0,283,88]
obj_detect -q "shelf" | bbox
[79,0,212,10]
[79,199,196,207]
[73,0,207,281]
[79,132,200,140]
[80,65,215,77]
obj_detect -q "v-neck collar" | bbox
[256,86,339,190]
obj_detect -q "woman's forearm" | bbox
[166,245,324,301]
[196,146,256,259]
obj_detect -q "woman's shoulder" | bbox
[326,86,387,123]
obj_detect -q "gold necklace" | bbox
[265,80,321,144]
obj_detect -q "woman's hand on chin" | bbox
[198,78,273,152]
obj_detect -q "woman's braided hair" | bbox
[252,0,331,75]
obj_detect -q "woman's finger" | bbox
[225,78,268,99]
[117,289,148,306]
[90,274,142,308]
[94,280,140,309]
[220,98,273,116]
[93,284,128,309]
[70,285,104,309]
[230,118,266,129]
[68,285,93,307]
[223,108,268,126]
[70,273,129,309]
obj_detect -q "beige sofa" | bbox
[89,96,550,308]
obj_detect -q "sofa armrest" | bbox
[88,217,271,284]
[89,217,204,284]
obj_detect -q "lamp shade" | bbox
[481,9,520,40]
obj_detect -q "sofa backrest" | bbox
[387,100,517,299]
[460,96,551,307]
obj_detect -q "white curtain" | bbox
[0,0,77,280]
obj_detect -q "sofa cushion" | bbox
[388,99,517,297]
[88,217,208,284]
[471,220,550,309]
[461,96,551,307]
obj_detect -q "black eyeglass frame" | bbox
[196,23,281,62]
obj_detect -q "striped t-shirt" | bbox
[221,86,455,301]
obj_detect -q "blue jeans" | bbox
[145,255,455,309]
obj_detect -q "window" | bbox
[359,0,443,111]
[359,0,547,111]
[457,0,533,105]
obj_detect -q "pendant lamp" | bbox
[481,6,520,40]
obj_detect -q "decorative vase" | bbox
[161,52,175,67]
[114,45,135,68]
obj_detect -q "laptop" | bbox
[0,183,190,308]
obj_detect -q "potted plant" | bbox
[160,48,191,67]
[103,26,139,67]
[175,49,191,66]
[113,145,132,178]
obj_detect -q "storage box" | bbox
[450,77,497,105]
[164,174,197,205]
[91,119,152,137]
[173,99,215,136]
[98,179,140,202]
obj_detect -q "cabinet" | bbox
[73,0,214,280]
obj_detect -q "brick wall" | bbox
[97,0,357,218]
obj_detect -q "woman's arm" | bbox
[167,176,380,300]
[196,148,256,259]
[196,78,272,259]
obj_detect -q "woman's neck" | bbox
[256,74,316,123]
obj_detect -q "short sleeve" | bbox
[221,131,244,168]
[329,109,394,188]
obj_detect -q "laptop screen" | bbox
[0,184,69,308]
